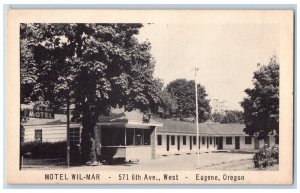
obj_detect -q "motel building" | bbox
[22,108,279,162]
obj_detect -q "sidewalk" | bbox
[22,152,254,171]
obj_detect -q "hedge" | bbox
[253,145,279,168]
[21,141,67,159]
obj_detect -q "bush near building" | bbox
[253,145,279,168]
[21,141,66,159]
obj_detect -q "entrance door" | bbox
[166,135,170,151]
[265,136,270,147]
[189,136,192,150]
[254,138,259,149]
[207,137,209,149]
[235,136,240,150]
[218,137,223,150]
[177,136,180,151]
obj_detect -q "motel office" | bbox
[23,109,278,162]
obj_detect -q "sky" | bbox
[137,22,279,110]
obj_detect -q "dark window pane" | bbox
[102,126,125,146]
[135,129,143,146]
[157,135,162,145]
[226,137,232,144]
[202,137,205,145]
[245,136,252,144]
[210,137,212,144]
[183,136,186,145]
[171,135,175,145]
[69,128,80,144]
[193,136,196,145]
[126,128,134,146]
[34,129,42,142]
[143,129,151,145]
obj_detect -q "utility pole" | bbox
[194,67,200,167]
[66,92,70,168]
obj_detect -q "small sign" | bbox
[27,110,54,119]
[26,105,54,119]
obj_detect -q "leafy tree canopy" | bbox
[211,110,243,124]
[20,23,165,163]
[166,79,211,122]
[241,55,279,139]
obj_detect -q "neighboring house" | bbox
[22,109,279,161]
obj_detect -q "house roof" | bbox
[22,107,247,136]
[98,108,163,127]
[23,108,162,127]
[154,117,247,136]
[23,114,78,126]
[208,123,247,136]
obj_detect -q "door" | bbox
[235,136,240,150]
[177,136,180,151]
[166,135,170,151]
[254,138,259,149]
[207,137,209,149]
[218,137,223,150]
[264,136,270,147]
[189,136,192,150]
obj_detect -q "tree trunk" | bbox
[81,120,98,163]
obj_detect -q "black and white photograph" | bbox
[6,9,294,184]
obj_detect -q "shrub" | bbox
[253,145,279,168]
[21,141,67,159]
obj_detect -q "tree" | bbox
[241,56,279,139]
[211,111,243,123]
[220,110,243,123]
[166,79,211,122]
[20,23,163,163]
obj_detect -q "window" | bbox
[210,137,212,144]
[183,136,186,145]
[126,128,134,146]
[245,136,252,144]
[70,127,80,144]
[202,137,205,145]
[102,126,125,146]
[275,136,279,144]
[157,135,162,145]
[193,136,196,145]
[226,137,232,145]
[124,128,152,146]
[171,135,175,145]
[34,129,42,142]
[143,130,151,145]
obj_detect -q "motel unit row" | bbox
[23,109,278,162]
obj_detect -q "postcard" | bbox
[6,9,294,184]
